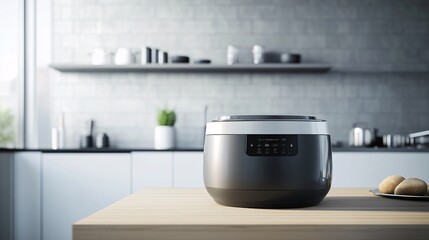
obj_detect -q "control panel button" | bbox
[246,135,298,157]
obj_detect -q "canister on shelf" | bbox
[252,45,264,64]
[158,50,168,64]
[227,45,239,65]
[141,46,152,64]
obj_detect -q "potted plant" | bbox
[154,108,176,149]
[0,107,15,148]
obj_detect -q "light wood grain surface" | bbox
[74,188,429,240]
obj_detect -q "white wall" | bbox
[42,0,429,148]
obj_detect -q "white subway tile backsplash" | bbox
[73,0,97,4]
[106,6,156,20]
[51,71,429,147]
[53,0,72,5]
[72,5,104,20]
[142,35,183,50]
[59,35,80,48]
[97,0,140,4]
[97,20,132,34]
[72,21,97,34]
[52,85,75,98]
[107,99,143,113]
[95,34,118,48]
[49,0,429,148]
[181,85,235,98]
[156,5,195,19]
[109,85,139,98]
[252,20,284,34]
[53,5,72,20]
[53,20,73,34]
[238,5,294,20]
[195,5,238,19]
[235,85,280,98]
[77,35,102,48]
[52,48,74,63]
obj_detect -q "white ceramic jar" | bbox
[114,47,132,65]
[226,45,238,65]
[154,126,175,149]
[91,48,109,65]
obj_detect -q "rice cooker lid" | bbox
[214,115,319,122]
[206,115,329,135]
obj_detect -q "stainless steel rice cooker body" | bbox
[203,115,332,208]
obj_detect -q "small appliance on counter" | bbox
[80,120,95,148]
[79,120,111,149]
[95,133,110,148]
[407,130,429,148]
[347,121,429,149]
[203,115,332,208]
[383,134,406,148]
[348,122,375,147]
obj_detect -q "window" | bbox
[0,0,22,148]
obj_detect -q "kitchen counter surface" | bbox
[332,146,429,152]
[1,147,428,153]
[74,188,429,240]
[0,148,204,153]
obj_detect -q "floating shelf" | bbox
[50,63,331,73]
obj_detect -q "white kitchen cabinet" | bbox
[131,152,173,192]
[131,151,204,190]
[173,152,204,188]
[332,152,429,188]
[13,152,42,240]
[42,153,131,240]
[0,153,13,240]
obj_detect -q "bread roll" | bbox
[426,186,429,196]
[379,175,405,194]
[394,178,427,196]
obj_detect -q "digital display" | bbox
[246,135,298,156]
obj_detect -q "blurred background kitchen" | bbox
[1,0,429,149]
[2,1,429,240]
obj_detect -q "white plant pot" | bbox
[154,126,175,150]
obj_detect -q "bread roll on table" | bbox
[379,175,405,194]
[394,178,427,196]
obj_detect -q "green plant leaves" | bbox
[0,107,15,147]
[157,108,176,126]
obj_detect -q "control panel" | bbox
[246,135,298,156]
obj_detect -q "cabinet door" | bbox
[131,152,173,192]
[173,152,204,188]
[0,153,13,240]
[14,152,42,240]
[332,152,429,188]
[42,153,131,240]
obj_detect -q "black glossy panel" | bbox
[246,135,298,156]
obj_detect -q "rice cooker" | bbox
[203,115,332,208]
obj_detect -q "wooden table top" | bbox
[74,188,429,240]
